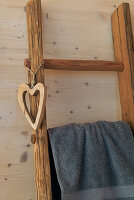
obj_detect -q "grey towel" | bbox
[48,121,134,200]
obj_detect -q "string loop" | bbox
[26,60,44,88]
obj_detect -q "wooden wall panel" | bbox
[0,0,134,199]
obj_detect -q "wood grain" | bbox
[24,58,124,71]
[26,0,52,200]
[112,3,134,130]
[18,83,46,131]
[1,0,132,199]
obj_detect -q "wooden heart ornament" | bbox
[18,83,47,130]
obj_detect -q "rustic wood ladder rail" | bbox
[25,1,134,200]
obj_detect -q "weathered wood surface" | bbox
[112,3,134,131]
[26,0,52,200]
[24,58,124,71]
[0,0,134,199]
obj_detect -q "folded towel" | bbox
[48,121,134,200]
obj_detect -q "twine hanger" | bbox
[26,60,45,88]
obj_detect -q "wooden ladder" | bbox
[24,1,134,200]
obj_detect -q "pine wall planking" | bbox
[0,0,134,199]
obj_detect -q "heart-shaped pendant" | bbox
[18,83,46,130]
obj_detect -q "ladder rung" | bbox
[24,58,124,72]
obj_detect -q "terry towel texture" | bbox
[48,121,134,200]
